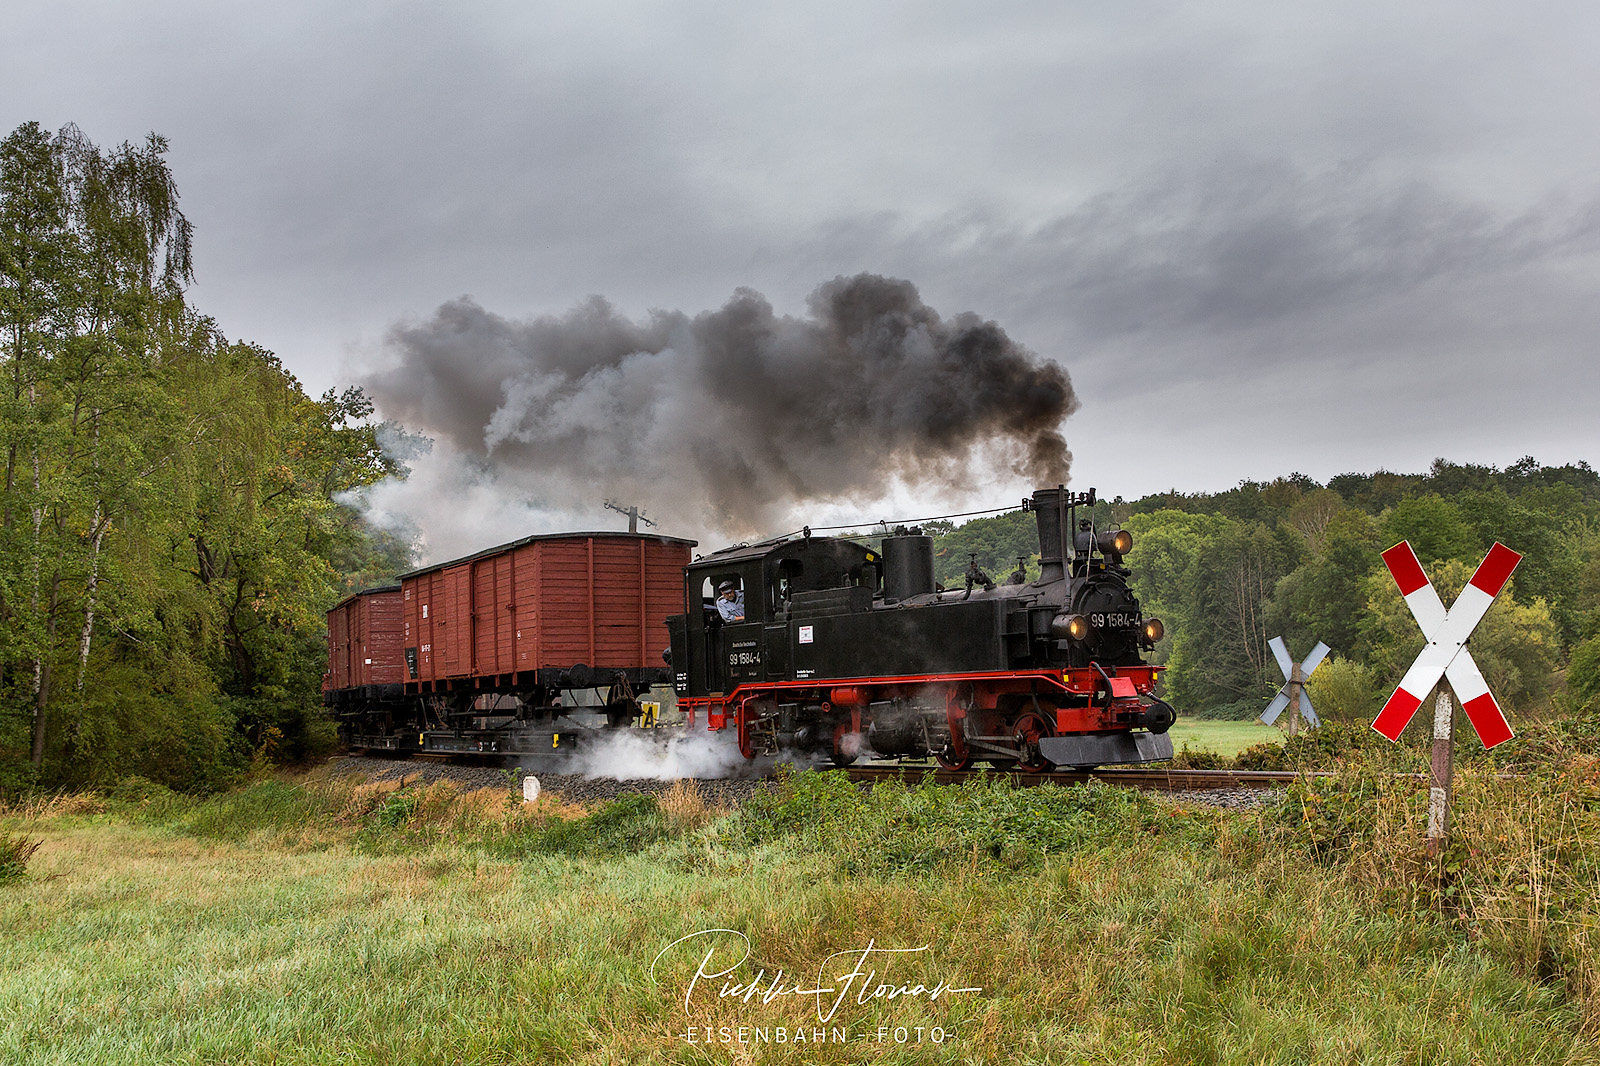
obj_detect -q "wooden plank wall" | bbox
[400,535,693,684]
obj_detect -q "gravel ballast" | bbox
[329,755,1282,810]
[329,755,776,806]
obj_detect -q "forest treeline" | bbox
[1,121,410,795]
[930,460,1600,723]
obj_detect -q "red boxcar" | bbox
[324,585,405,694]
[400,532,695,694]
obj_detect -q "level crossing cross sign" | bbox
[1371,541,1522,749]
[1262,637,1330,728]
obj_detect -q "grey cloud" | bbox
[365,274,1076,536]
[824,160,1600,346]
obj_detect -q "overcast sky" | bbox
[6,1,1598,556]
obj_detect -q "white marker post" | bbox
[1426,686,1454,856]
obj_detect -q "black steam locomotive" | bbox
[666,487,1176,770]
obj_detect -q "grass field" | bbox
[1165,717,1286,758]
[3,761,1599,1065]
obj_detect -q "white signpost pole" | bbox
[1427,685,1455,858]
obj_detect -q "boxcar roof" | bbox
[327,583,402,614]
[396,530,698,581]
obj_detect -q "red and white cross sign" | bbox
[1371,541,1522,748]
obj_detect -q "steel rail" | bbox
[354,748,1311,789]
[841,764,1311,791]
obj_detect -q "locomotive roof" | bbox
[397,530,698,581]
[690,533,873,568]
[327,583,401,613]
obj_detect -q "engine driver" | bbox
[716,579,745,623]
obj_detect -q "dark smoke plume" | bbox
[364,274,1076,536]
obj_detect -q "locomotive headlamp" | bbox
[1051,613,1090,641]
[1096,529,1133,556]
[1141,617,1165,643]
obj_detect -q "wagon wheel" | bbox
[830,722,861,767]
[936,693,972,771]
[934,728,971,771]
[1011,710,1053,773]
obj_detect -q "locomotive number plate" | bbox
[1090,611,1139,629]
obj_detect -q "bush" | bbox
[1233,743,1287,771]
[1567,635,1600,710]
[1170,746,1230,770]
[105,775,193,821]
[493,793,669,859]
[373,789,421,830]
[178,779,334,842]
[733,770,1193,875]
[0,835,41,885]
[55,681,246,795]
[1267,767,1401,861]
[1305,656,1382,724]
[1284,722,1422,769]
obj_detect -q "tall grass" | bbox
[0,834,40,884]
[3,761,1600,1062]
[1271,750,1600,1027]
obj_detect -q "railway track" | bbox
[842,764,1309,791]
[354,747,1309,792]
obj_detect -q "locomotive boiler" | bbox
[666,487,1177,770]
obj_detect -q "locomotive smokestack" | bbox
[1032,486,1071,583]
[363,274,1078,542]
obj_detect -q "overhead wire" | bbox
[770,503,1024,541]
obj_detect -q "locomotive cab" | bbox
[668,537,883,697]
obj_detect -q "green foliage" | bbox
[0,834,40,885]
[928,508,1038,586]
[1328,469,1427,513]
[102,774,192,822]
[169,779,331,842]
[1277,721,1424,770]
[1122,509,1235,667]
[1216,722,1425,771]
[1303,655,1382,725]
[1269,770,1397,860]
[1380,494,1478,566]
[1186,696,1270,721]
[0,756,35,803]
[1168,746,1230,769]
[494,793,668,858]
[1266,508,1381,661]
[734,769,1181,874]
[1164,520,1304,709]
[1570,635,1600,711]
[1232,742,1288,770]
[1,122,409,794]
[373,789,421,830]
